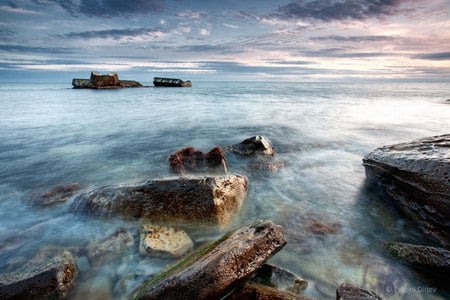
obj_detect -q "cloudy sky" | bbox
[1,0,449,81]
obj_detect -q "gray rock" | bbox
[0,250,76,299]
[363,134,450,247]
[384,241,450,270]
[86,229,134,266]
[336,283,382,300]
[70,175,248,228]
[229,136,276,157]
[132,220,286,300]
[250,264,308,295]
[226,282,312,300]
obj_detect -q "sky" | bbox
[1,0,450,82]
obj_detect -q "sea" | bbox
[0,81,449,299]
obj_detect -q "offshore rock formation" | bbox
[169,146,227,174]
[70,175,248,228]
[72,71,143,89]
[384,241,450,270]
[132,220,286,300]
[363,134,450,247]
[0,251,76,299]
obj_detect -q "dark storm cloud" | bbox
[60,27,166,40]
[0,44,74,54]
[42,0,165,17]
[274,0,407,21]
[310,35,397,42]
[413,52,450,61]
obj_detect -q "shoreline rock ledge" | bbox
[70,174,248,227]
[363,134,450,247]
[132,220,286,300]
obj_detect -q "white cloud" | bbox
[199,28,210,36]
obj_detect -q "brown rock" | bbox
[70,175,248,228]
[32,183,81,207]
[336,283,382,300]
[307,221,342,235]
[250,264,308,295]
[226,282,312,300]
[132,220,286,300]
[72,71,143,89]
[0,250,76,299]
[363,134,450,247]
[169,146,227,174]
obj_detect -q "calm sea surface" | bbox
[0,81,449,299]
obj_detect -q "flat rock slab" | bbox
[70,174,248,227]
[336,283,382,300]
[132,220,286,300]
[140,225,193,257]
[384,241,450,270]
[363,134,450,247]
[0,250,76,299]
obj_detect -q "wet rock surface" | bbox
[31,183,81,207]
[168,146,227,174]
[139,224,193,257]
[226,282,312,300]
[250,264,308,295]
[336,283,382,300]
[132,220,286,300]
[0,250,76,299]
[70,175,248,227]
[228,136,276,157]
[363,134,450,247]
[384,241,450,270]
[86,229,134,266]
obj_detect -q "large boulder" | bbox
[336,283,382,300]
[229,136,276,157]
[362,134,450,247]
[384,241,450,270]
[168,146,227,174]
[0,251,76,299]
[132,220,286,300]
[70,175,248,228]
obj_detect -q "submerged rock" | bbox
[229,136,276,157]
[247,159,286,173]
[139,224,193,257]
[336,283,382,300]
[132,220,286,300]
[31,183,81,207]
[70,175,248,228]
[226,282,311,300]
[86,229,134,266]
[168,146,227,174]
[250,264,308,295]
[384,241,450,270]
[363,134,450,247]
[0,250,76,299]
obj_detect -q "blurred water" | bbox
[0,81,449,299]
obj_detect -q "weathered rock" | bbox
[31,183,81,207]
[229,136,276,157]
[250,264,307,295]
[306,220,342,235]
[169,146,227,174]
[72,71,143,89]
[139,224,193,257]
[86,229,134,265]
[70,175,248,228]
[132,220,286,300]
[226,282,312,300]
[336,283,382,300]
[384,241,450,270]
[363,134,450,247]
[0,250,76,299]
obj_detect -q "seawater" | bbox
[0,81,449,299]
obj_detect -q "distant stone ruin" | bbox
[72,71,143,89]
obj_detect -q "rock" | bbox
[70,175,248,228]
[250,264,308,295]
[384,241,450,270]
[229,136,276,157]
[362,134,450,247]
[139,224,193,257]
[72,71,143,89]
[247,160,286,173]
[31,183,81,207]
[306,220,342,235]
[132,220,286,300]
[86,229,134,265]
[336,283,382,300]
[168,146,227,174]
[226,282,312,300]
[0,250,76,299]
